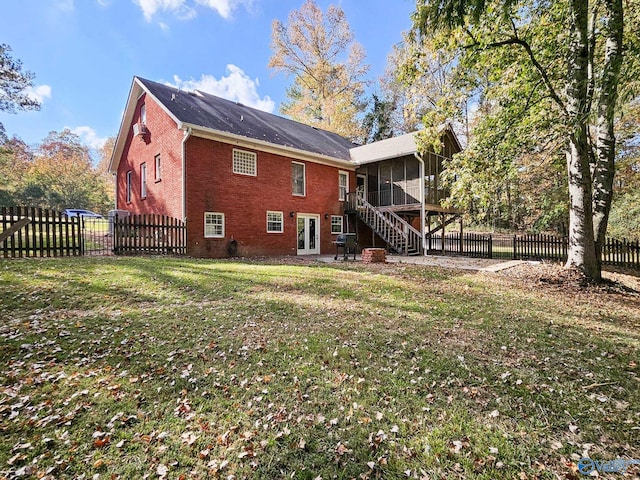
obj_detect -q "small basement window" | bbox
[331,215,343,234]
[266,211,284,233]
[204,212,225,238]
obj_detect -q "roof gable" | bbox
[349,126,462,165]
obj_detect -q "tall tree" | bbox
[389,33,468,142]
[268,0,370,140]
[409,0,637,281]
[0,44,40,133]
[0,136,32,206]
[18,130,110,212]
[361,93,396,144]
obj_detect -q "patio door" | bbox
[297,214,320,255]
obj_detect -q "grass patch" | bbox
[1,257,639,479]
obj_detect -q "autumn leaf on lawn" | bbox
[181,431,198,446]
[157,463,168,478]
[92,431,110,448]
[336,442,351,456]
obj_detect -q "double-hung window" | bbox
[154,154,162,182]
[204,212,224,238]
[140,163,147,199]
[266,211,284,233]
[331,215,343,234]
[233,149,257,176]
[126,171,132,203]
[338,171,348,201]
[292,162,305,196]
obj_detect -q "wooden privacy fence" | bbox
[1,207,187,258]
[112,213,187,255]
[1,206,82,258]
[601,237,640,268]
[427,232,640,269]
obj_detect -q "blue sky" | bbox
[0,0,416,152]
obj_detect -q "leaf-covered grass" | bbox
[1,257,638,479]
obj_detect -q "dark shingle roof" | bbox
[138,77,357,161]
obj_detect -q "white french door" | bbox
[296,214,320,255]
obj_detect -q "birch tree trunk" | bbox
[565,0,600,281]
[592,0,624,268]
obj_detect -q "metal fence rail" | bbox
[426,232,640,269]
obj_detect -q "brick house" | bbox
[109,76,461,258]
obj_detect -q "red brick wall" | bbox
[184,136,356,258]
[115,94,184,219]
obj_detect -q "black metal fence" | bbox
[427,232,640,269]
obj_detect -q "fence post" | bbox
[488,234,493,259]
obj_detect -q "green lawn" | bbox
[1,257,638,479]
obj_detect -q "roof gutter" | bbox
[181,127,192,222]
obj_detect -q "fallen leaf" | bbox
[93,436,110,448]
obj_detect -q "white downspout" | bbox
[181,127,192,222]
[414,152,426,255]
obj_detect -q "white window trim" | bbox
[204,212,225,238]
[338,171,349,201]
[154,154,162,182]
[266,211,284,233]
[331,215,343,234]
[232,149,257,176]
[292,161,306,196]
[140,163,147,199]
[126,171,132,203]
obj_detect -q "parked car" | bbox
[64,209,104,218]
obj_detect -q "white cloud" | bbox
[194,0,254,19]
[56,0,75,12]
[133,0,195,22]
[24,85,52,104]
[168,65,275,113]
[70,126,108,150]
[133,0,253,22]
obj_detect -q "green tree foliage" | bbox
[0,130,112,213]
[407,0,638,280]
[268,0,369,141]
[0,44,40,133]
[361,93,396,144]
[0,136,32,206]
[608,99,640,238]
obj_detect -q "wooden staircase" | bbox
[346,192,422,256]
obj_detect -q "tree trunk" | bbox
[592,0,624,268]
[564,0,601,281]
